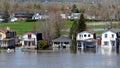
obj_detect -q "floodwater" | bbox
[0,47,120,68]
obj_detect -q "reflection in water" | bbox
[0,47,119,68]
[100,47,117,56]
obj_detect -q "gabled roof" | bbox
[22,31,41,36]
[78,28,95,34]
[102,28,120,34]
[52,36,71,42]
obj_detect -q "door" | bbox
[28,41,31,46]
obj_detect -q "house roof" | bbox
[52,36,71,42]
[22,31,41,36]
[102,28,120,34]
[78,28,95,34]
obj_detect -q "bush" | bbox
[37,40,49,50]
[26,17,37,22]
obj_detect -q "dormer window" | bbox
[112,34,114,38]
[28,33,31,39]
[105,34,107,38]
[84,34,86,37]
[88,34,90,37]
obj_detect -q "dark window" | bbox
[88,34,91,37]
[28,34,31,39]
[32,41,35,45]
[64,42,69,44]
[79,35,81,37]
[112,34,114,38]
[105,34,107,38]
[84,34,86,37]
[24,41,27,45]
[104,41,108,45]
[54,42,60,44]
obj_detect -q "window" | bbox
[112,34,114,38]
[32,41,35,45]
[64,42,69,44]
[28,33,31,39]
[105,34,107,38]
[54,42,60,44]
[104,41,108,45]
[79,35,81,37]
[84,34,86,37]
[24,41,27,45]
[88,34,91,37]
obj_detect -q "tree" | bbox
[71,4,79,13]
[69,20,78,40]
[69,13,87,40]
[2,1,10,23]
[37,40,49,50]
[77,13,87,32]
[37,11,65,43]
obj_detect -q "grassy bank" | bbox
[0,20,38,35]
[0,20,118,35]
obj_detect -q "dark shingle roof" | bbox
[52,36,71,42]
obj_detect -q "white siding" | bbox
[101,31,117,47]
[22,33,37,46]
[76,31,94,41]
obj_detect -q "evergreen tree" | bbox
[71,4,79,13]
[69,13,87,40]
[77,13,86,33]
[69,13,87,50]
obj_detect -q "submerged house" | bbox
[101,29,118,48]
[76,29,96,48]
[21,31,42,49]
[52,36,71,48]
[0,27,16,48]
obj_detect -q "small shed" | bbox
[52,36,71,48]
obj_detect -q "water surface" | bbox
[0,47,120,68]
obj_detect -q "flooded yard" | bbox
[0,47,120,68]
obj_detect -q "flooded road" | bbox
[0,47,120,68]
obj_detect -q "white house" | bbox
[101,30,117,48]
[60,14,67,19]
[32,13,48,20]
[70,13,80,19]
[76,29,96,48]
[32,13,42,20]
[21,31,42,49]
[10,14,18,22]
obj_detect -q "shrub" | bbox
[37,40,49,50]
[26,17,37,22]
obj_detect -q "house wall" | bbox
[101,31,117,47]
[76,32,94,41]
[22,33,37,46]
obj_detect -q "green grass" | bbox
[0,20,38,35]
[88,25,105,28]
[0,20,118,36]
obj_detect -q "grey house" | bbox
[52,36,71,48]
